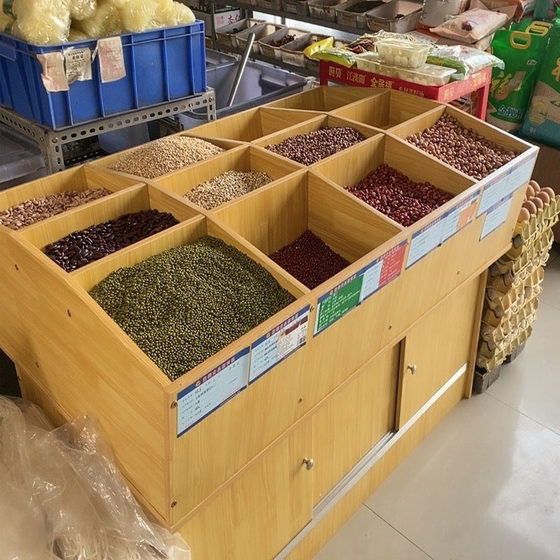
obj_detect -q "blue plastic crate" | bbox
[0,22,206,130]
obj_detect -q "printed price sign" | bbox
[478,151,537,217]
[480,194,513,240]
[407,190,480,269]
[314,241,407,336]
[177,348,250,437]
[249,306,310,383]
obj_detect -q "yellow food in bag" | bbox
[74,0,122,37]
[12,0,71,45]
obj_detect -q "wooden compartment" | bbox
[389,104,536,180]
[0,88,541,560]
[89,133,243,180]
[186,107,315,143]
[331,89,439,129]
[17,184,200,271]
[213,171,399,287]
[253,114,382,167]
[265,85,383,112]
[0,166,141,233]
[312,132,474,227]
[153,145,303,211]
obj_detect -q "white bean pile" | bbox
[186,170,272,210]
[110,137,224,179]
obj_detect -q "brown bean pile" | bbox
[0,188,110,231]
[406,113,517,180]
[269,230,350,289]
[266,127,365,165]
[44,209,178,272]
[347,164,453,227]
[269,34,296,47]
[186,170,272,210]
[110,137,224,179]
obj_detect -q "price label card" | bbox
[407,190,480,269]
[406,215,445,268]
[64,47,92,84]
[478,151,537,217]
[177,348,250,437]
[314,241,407,336]
[250,306,310,383]
[480,194,513,240]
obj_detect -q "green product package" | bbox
[487,30,548,132]
[522,23,560,148]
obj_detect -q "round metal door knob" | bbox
[303,457,315,470]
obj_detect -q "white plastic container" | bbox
[376,38,431,68]
[397,64,456,85]
[355,55,455,85]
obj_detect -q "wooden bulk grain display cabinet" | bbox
[0,87,538,558]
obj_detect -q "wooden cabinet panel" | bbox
[397,276,482,427]
[312,345,399,504]
[179,421,313,560]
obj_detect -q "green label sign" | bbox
[314,275,363,334]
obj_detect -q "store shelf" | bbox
[224,1,363,35]
[0,89,217,173]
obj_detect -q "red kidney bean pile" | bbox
[44,209,178,272]
[269,230,350,289]
[406,113,517,180]
[347,164,453,227]
[266,127,365,165]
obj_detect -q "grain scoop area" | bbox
[0,2,559,559]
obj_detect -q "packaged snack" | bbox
[427,44,505,76]
[376,38,432,67]
[487,29,548,131]
[430,8,508,43]
[419,0,469,28]
[522,24,560,148]
[310,47,357,67]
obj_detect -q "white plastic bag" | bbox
[69,0,98,21]
[12,0,71,45]
[74,0,122,38]
[0,396,191,560]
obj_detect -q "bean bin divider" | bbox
[0,87,538,556]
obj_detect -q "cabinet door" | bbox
[179,421,313,560]
[397,275,482,428]
[312,344,399,504]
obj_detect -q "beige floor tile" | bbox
[314,505,432,560]
[365,393,560,560]
[487,302,560,434]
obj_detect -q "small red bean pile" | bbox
[266,127,365,165]
[406,113,517,180]
[45,209,178,272]
[269,230,350,289]
[347,164,453,227]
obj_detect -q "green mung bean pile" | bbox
[89,236,295,381]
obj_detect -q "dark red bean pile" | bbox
[406,113,517,180]
[266,127,365,165]
[269,230,350,289]
[347,164,453,227]
[269,34,296,47]
[44,209,178,272]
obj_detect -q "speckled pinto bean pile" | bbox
[269,230,350,289]
[0,188,110,230]
[266,127,365,165]
[90,236,295,380]
[347,164,453,227]
[110,137,224,179]
[406,113,517,180]
[186,170,272,210]
[44,210,178,272]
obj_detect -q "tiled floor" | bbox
[316,244,560,560]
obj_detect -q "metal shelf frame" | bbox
[226,1,363,36]
[0,89,217,173]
